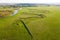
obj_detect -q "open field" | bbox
[0,6,60,40]
[0,9,14,17]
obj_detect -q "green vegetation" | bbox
[0,6,60,40]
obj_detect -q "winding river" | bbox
[11,8,22,16]
[11,10,18,16]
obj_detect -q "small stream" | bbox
[11,8,22,16]
[11,10,19,16]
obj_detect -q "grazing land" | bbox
[0,6,60,40]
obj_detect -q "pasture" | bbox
[0,6,60,40]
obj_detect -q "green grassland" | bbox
[0,6,60,40]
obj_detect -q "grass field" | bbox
[0,6,60,40]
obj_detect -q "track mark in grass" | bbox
[20,17,40,19]
[20,19,33,39]
[32,14,46,18]
[37,14,46,18]
[20,16,45,19]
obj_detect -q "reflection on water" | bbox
[11,8,22,16]
[11,10,18,16]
